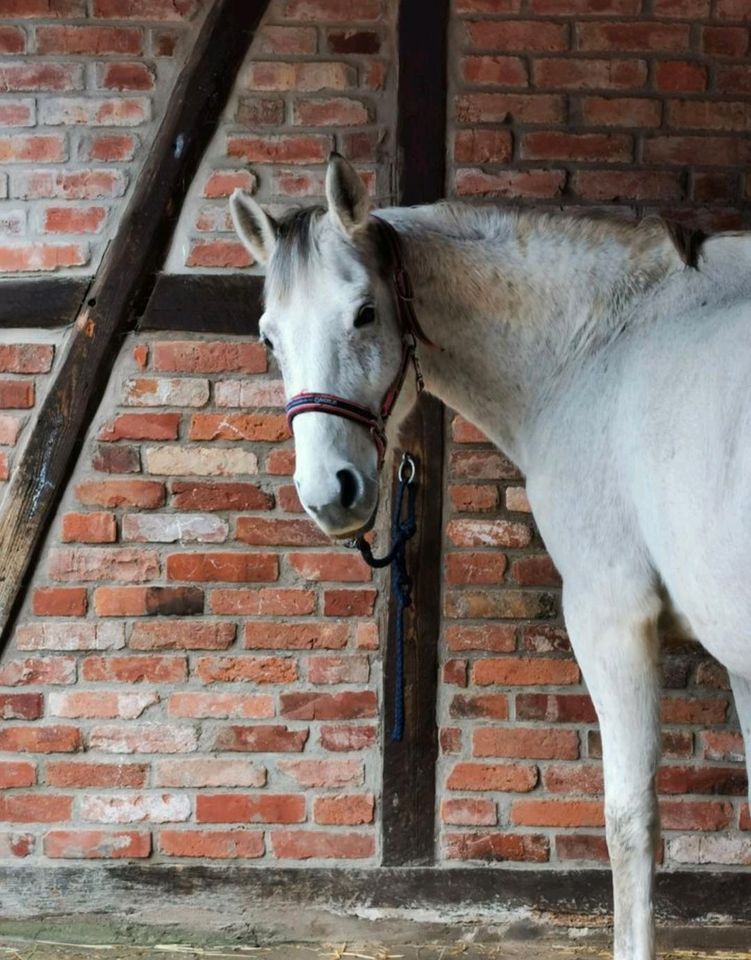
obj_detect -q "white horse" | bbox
[231,154,751,960]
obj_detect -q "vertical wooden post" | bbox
[381,0,449,867]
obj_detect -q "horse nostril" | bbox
[336,468,359,510]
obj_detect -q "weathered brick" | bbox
[473,727,580,760]
[245,621,348,650]
[159,829,264,859]
[445,832,549,862]
[281,691,377,720]
[288,551,371,582]
[314,794,375,825]
[0,761,36,789]
[122,377,209,407]
[196,656,297,685]
[82,655,186,684]
[167,552,278,583]
[75,479,165,508]
[308,655,370,685]
[446,624,516,652]
[445,553,507,585]
[32,587,87,617]
[214,725,309,753]
[0,344,53,373]
[61,512,116,544]
[0,726,80,754]
[0,657,76,686]
[129,621,235,651]
[446,762,538,792]
[46,762,148,789]
[48,547,159,582]
[15,622,124,652]
[196,793,305,824]
[80,793,190,823]
[122,513,227,543]
[94,586,204,618]
[44,830,151,859]
[210,588,315,617]
[155,759,266,788]
[171,481,273,511]
[168,693,274,720]
[236,517,328,546]
[319,725,377,752]
[271,830,374,860]
[89,724,198,754]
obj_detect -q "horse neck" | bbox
[386,205,681,471]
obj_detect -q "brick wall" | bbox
[0,0,748,878]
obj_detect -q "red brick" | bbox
[196,657,298,685]
[446,519,531,548]
[282,0,382,20]
[445,832,549,862]
[32,587,87,617]
[0,794,70,824]
[450,693,509,720]
[0,832,34,857]
[42,205,106,235]
[278,759,363,788]
[556,834,610,862]
[271,830,374,860]
[456,93,564,125]
[171,481,273,511]
[308,655,370,685]
[0,27,25,53]
[186,241,251,269]
[572,169,682,201]
[445,586,555,620]
[245,621,348,650]
[465,19,567,51]
[448,484,501,512]
[655,61,707,93]
[319,725,377,752]
[441,798,497,826]
[461,55,527,87]
[211,588,314,617]
[155,759,266,788]
[89,725,197,754]
[228,134,332,165]
[99,413,179,442]
[189,413,287,442]
[44,829,150,859]
[61,512,116,544]
[314,794,374,825]
[323,588,377,617]
[90,443,140,474]
[46,762,147,788]
[700,731,745,762]
[159,829,264,859]
[657,766,747,796]
[11,169,127,200]
[235,97,285,127]
[0,102,34,126]
[440,728,463,754]
[701,26,748,58]
[512,799,605,828]
[0,761,36,789]
[168,693,274,720]
[130,621,235,651]
[522,131,632,162]
[446,624,516,653]
[258,24,318,54]
[0,693,43,720]
[197,793,305,824]
[0,657,75,686]
[213,725,309,753]
[152,341,266,374]
[84,134,137,162]
[167,552,278,583]
[0,380,33,407]
[49,547,158,582]
[517,693,597,723]
[529,0,638,9]
[293,97,370,126]
[510,555,561,586]
[82,655,186,684]
[543,764,604,795]
[97,62,154,91]
[36,25,142,55]
[48,690,157,720]
[245,61,354,92]
[0,345,53,373]
[235,517,328,547]
[280,692,377,721]
[534,58,646,89]
[0,726,80,754]
[75,479,164,508]
[446,762,539,792]
[577,21,690,52]
[662,697,728,724]
[715,0,751,18]
[265,449,296,475]
[661,800,734,831]
[92,0,197,17]
[445,552,507,585]
[288,551,371,582]
[0,414,19,445]
[94,586,203,617]
[443,659,468,687]
[473,727,580,760]
[653,0,709,13]
[0,63,82,94]
[473,658,579,686]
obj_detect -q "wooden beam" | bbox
[139,273,263,335]
[381,0,449,867]
[0,279,89,328]
[0,0,272,644]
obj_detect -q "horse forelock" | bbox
[266,205,326,299]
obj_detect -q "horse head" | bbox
[231,154,420,539]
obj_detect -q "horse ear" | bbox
[326,152,371,237]
[230,189,278,266]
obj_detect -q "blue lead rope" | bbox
[352,454,418,742]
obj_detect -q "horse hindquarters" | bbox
[563,587,662,960]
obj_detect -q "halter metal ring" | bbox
[398,453,416,485]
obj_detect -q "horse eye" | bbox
[354,303,376,329]
[261,335,274,351]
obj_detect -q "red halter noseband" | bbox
[284,215,435,468]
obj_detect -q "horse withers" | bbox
[231,154,751,960]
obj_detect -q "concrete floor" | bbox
[0,941,749,960]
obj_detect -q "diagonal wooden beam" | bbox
[0,0,272,644]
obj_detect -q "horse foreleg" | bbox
[729,673,751,814]
[565,593,661,960]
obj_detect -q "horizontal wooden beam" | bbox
[0,278,89,329]
[0,274,263,334]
